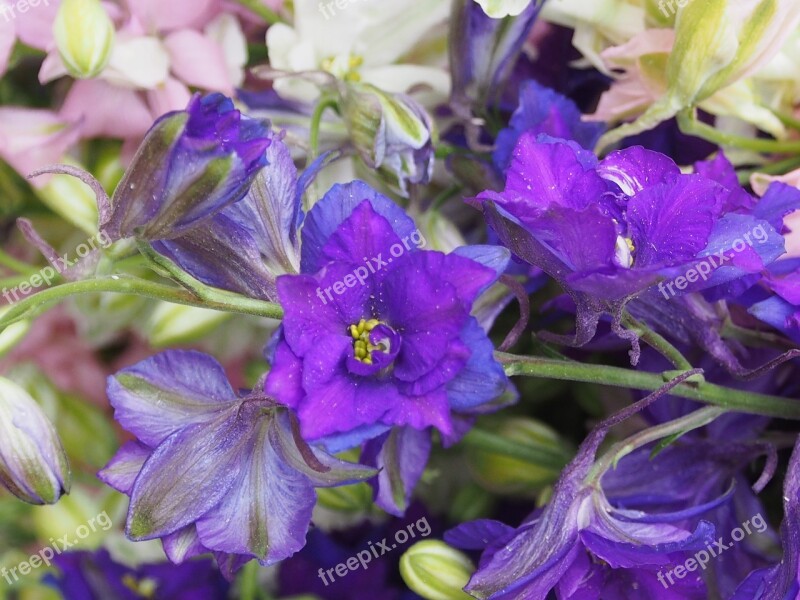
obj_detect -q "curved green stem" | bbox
[677,110,800,154]
[496,352,800,419]
[308,96,340,166]
[587,406,725,483]
[0,276,283,331]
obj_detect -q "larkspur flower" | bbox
[731,436,800,600]
[44,549,230,600]
[265,181,510,449]
[99,350,376,579]
[476,134,798,352]
[0,376,70,505]
[103,93,271,241]
[446,386,733,600]
[152,132,304,301]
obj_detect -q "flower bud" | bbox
[104,93,271,241]
[474,0,534,18]
[598,0,800,149]
[0,377,70,504]
[400,540,474,600]
[465,417,569,495]
[339,83,434,195]
[0,309,30,359]
[54,0,116,79]
[146,304,231,347]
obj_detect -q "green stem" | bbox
[230,0,284,24]
[677,110,800,154]
[587,406,724,483]
[772,109,800,132]
[736,154,800,186]
[0,276,283,331]
[308,96,340,166]
[460,428,572,471]
[0,249,37,276]
[496,352,800,419]
[621,312,693,370]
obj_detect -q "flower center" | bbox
[349,318,388,365]
[321,54,364,82]
[615,235,635,268]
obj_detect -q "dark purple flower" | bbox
[477,135,790,304]
[44,549,229,600]
[152,133,306,300]
[99,350,376,579]
[493,80,605,171]
[104,93,271,241]
[450,447,716,600]
[265,181,509,446]
[731,435,800,600]
[449,0,542,113]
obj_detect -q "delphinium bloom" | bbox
[102,93,271,241]
[265,181,510,444]
[261,181,510,514]
[731,436,800,599]
[447,387,724,600]
[99,350,376,578]
[0,376,70,505]
[475,133,798,352]
[44,549,230,600]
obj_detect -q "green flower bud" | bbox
[0,309,30,359]
[0,377,70,505]
[339,82,434,195]
[146,303,231,347]
[54,0,116,79]
[400,540,474,600]
[465,417,571,495]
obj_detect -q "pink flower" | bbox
[0,107,81,182]
[40,0,248,145]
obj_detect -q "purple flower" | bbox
[0,377,70,505]
[450,0,542,113]
[152,133,306,300]
[493,80,605,171]
[99,350,376,579]
[265,181,510,445]
[44,549,229,600]
[478,136,789,304]
[731,436,800,600]
[103,93,271,241]
[444,389,739,599]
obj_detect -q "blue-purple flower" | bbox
[103,93,271,241]
[44,549,229,600]
[0,376,70,505]
[99,350,376,579]
[478,137,790,304]
[446,408,730,599]
[152,133,305,300]
[493,80,605,171]
[265,181,510,445]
